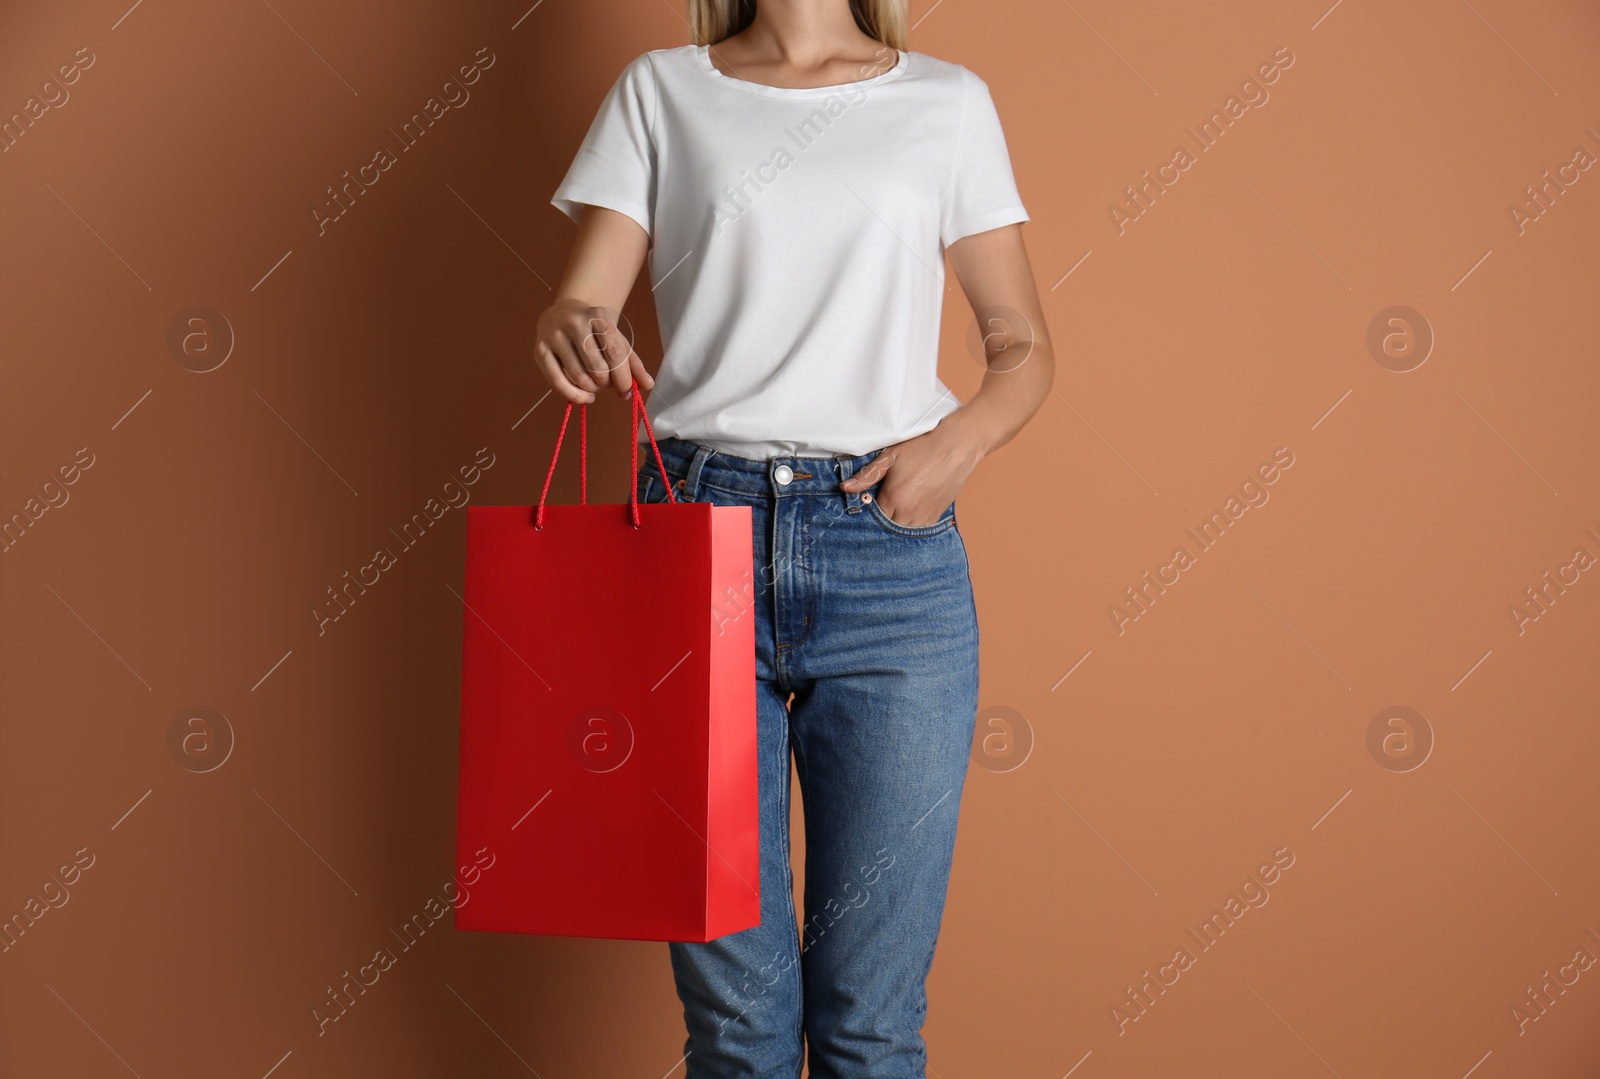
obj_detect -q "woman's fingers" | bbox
[558,350,601,398]
[535,303,651,402]
[841,448,895,490]
[595,320,639,397]
[535,338,596,403]
[628,350,655,394]
[571,311,648,398]
[571,315,621,396]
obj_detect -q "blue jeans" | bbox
[635,436,980,1079]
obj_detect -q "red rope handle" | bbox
[534,401,576,529]
[630,380,676,527]
[535,378,675,529]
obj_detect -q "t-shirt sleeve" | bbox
[550,53,658,237]
[940,68,1030,248]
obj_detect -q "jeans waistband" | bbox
[641,436,883,506]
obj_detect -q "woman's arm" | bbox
[534,205,657,404]
[941,222,1056,457]
[840,223,1056,526]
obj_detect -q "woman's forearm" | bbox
[944,337,1055,459]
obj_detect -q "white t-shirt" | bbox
[550,44,1030,460]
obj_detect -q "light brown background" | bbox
[3,0,1599,1076]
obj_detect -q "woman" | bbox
[536,0,1053,1074]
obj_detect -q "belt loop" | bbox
[682,443,714,502]
[834,452,862,513]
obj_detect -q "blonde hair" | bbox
[687,0,909,51]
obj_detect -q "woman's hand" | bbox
[840,411,990,527]
[533,297,655,404]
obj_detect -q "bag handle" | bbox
[534,377,676,530]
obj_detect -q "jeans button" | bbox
[773,464,794,486]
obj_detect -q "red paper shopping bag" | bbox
[455,387,759,943]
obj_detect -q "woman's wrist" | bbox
[939,403,1002,463]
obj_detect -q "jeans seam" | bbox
[778,700,803,1068]
[865,497,957,537]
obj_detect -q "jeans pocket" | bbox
[865,496,957,537]
[636,460,686,504]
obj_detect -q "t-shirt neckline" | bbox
[694,44,909,97]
